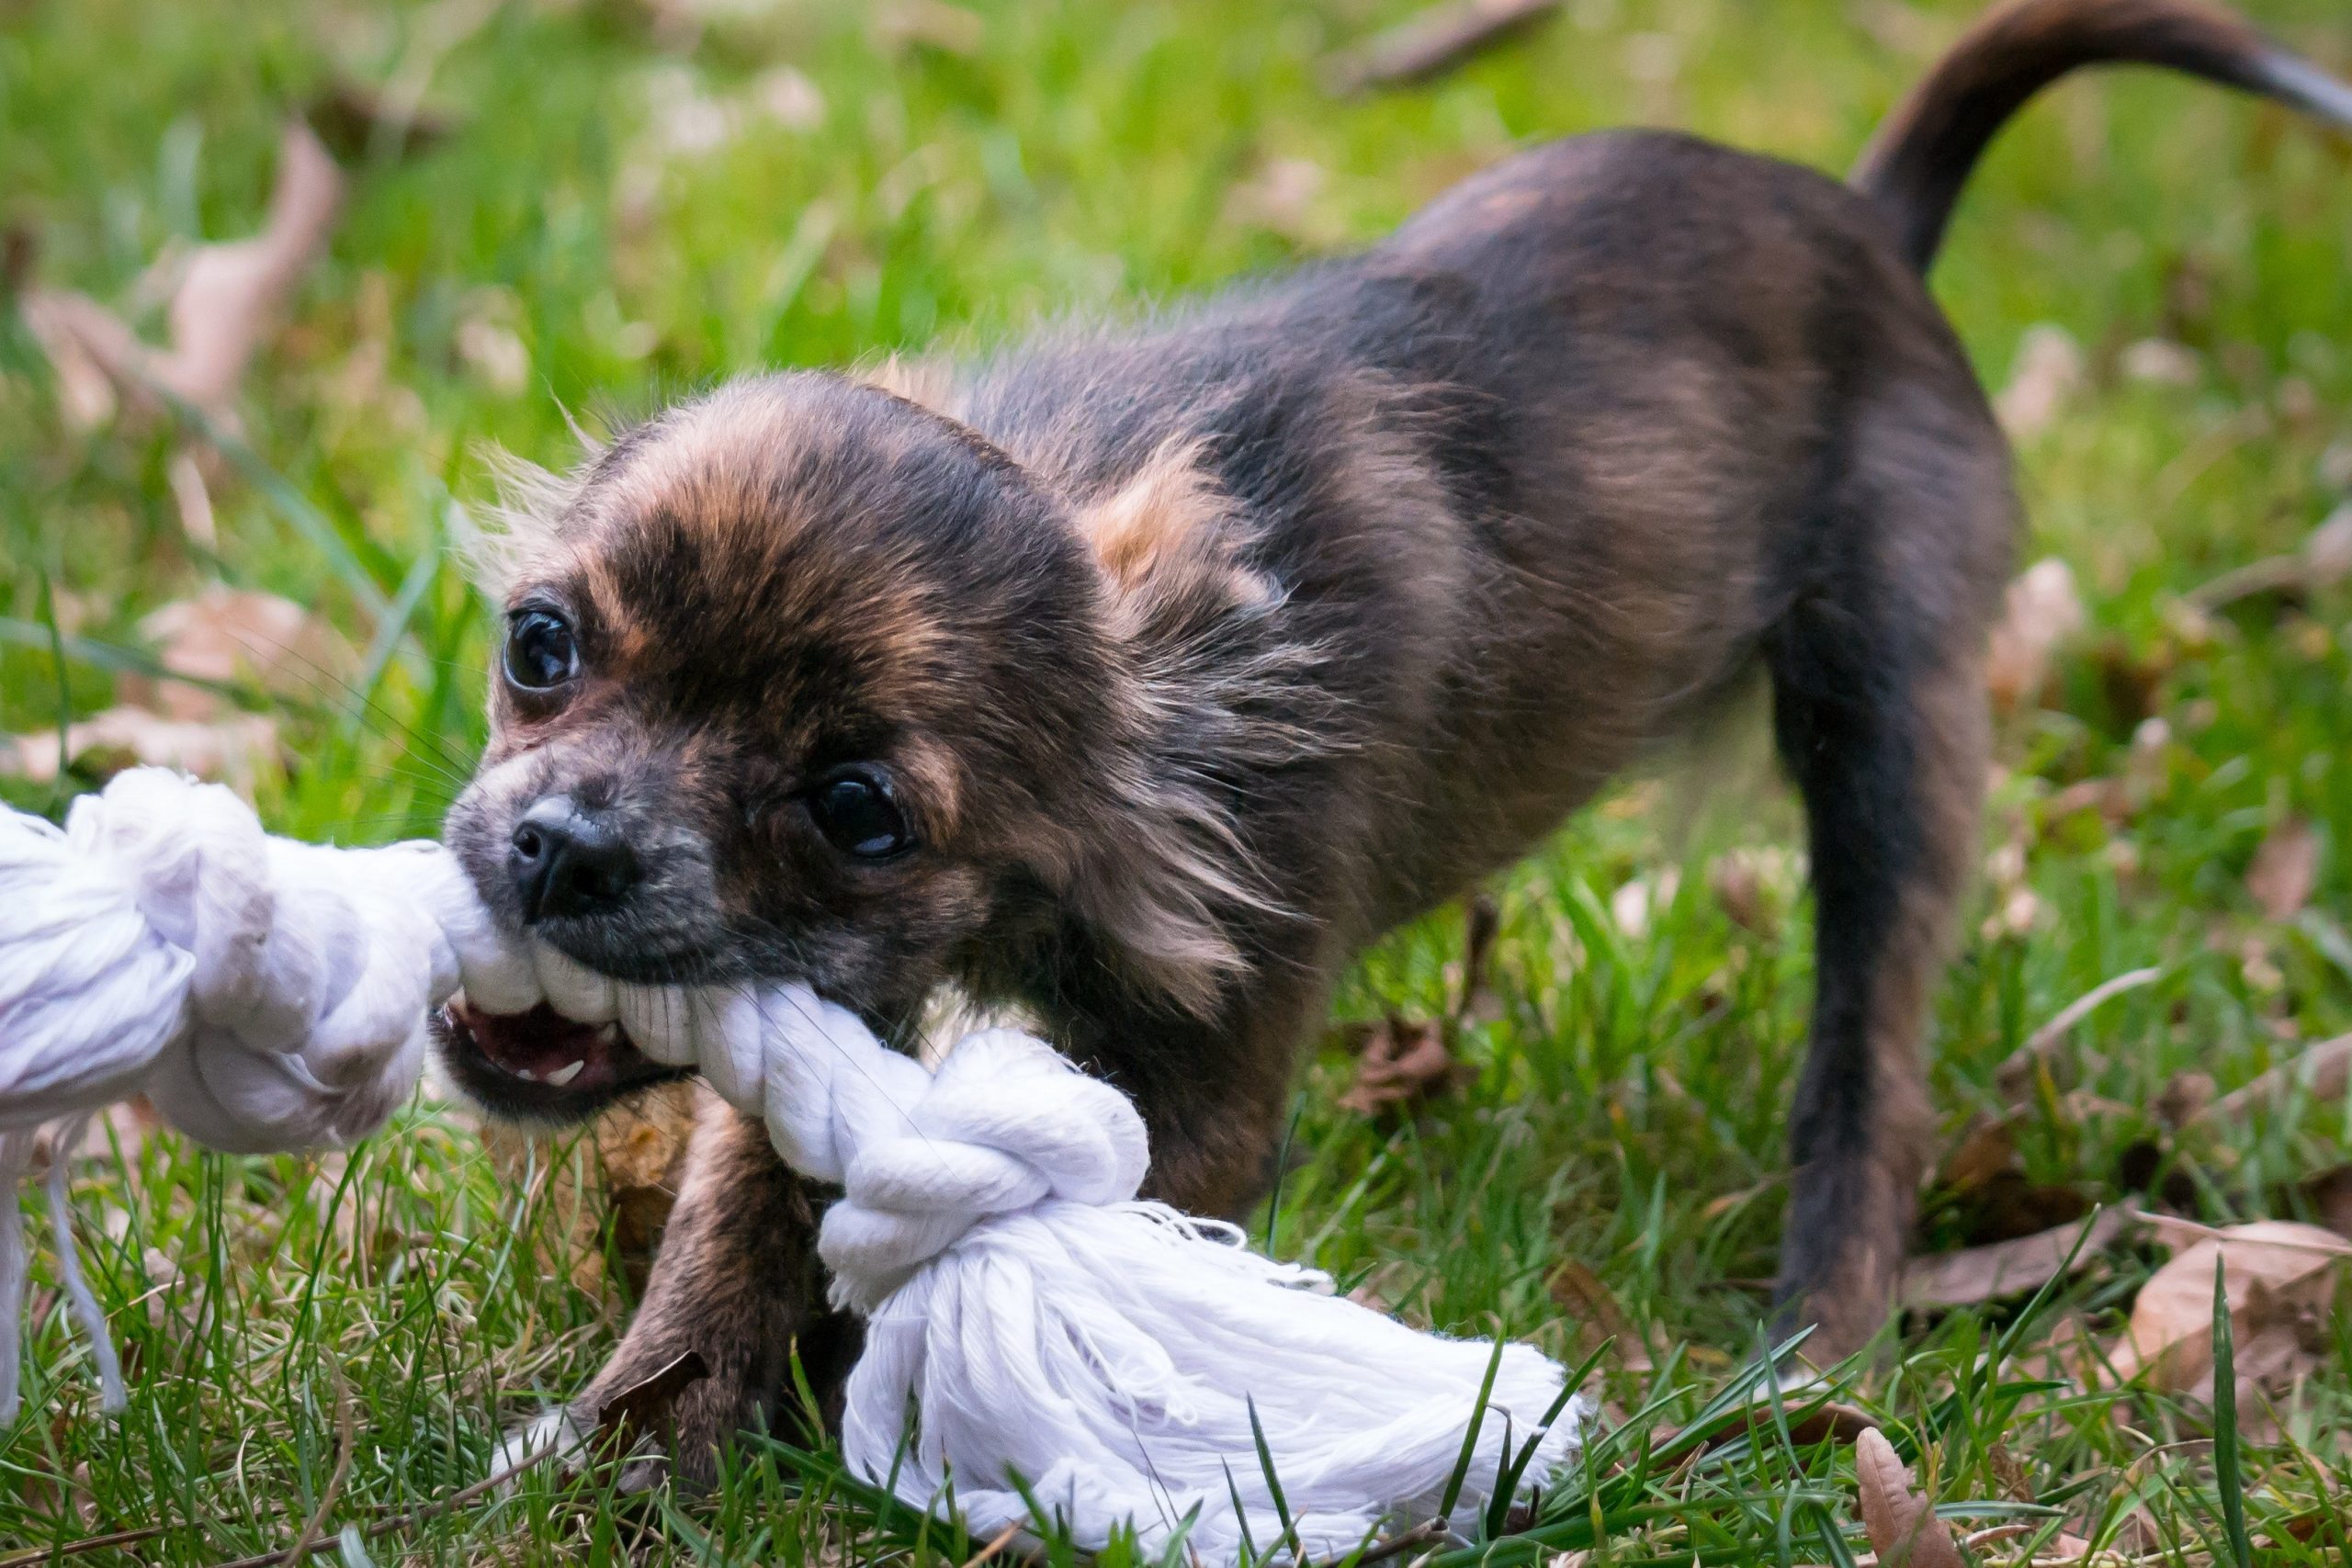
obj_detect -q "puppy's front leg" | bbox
[555,1097,859,1485]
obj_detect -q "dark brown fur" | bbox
[435,0,2352,1478]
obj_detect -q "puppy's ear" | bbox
[1055,442,1300,1016]
[458,445,587,596]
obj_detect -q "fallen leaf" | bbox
[1608,866,1679,942]
[454,288,530,396]
[2102,1216,2350,1391]
[875,0,983,55]
[479,1078,700,1295]
[2185,502,2352,615]
[1995,323,2083,438]
[2120,337,2199,386]
[1335,897,1497,1115]
[7,706,281,794]
[1323,0,1563,95]
[18,289,122,429]
[126,582,354,721]
[1547,1258,1651,1371]
[2306,502,2352,584]
[1939,1113,2018,1193]
[1985,558,2086,713]
[1984,1439,2032,1501]
[2297,1164,2352,1242]
[2153,1069,2215,1128]
[2199,1032,2352,1125]
[592,1349,709,1451]
[1993,965,2162,1106]
[1227,157,1335,245]
[751,65,826,130]
[146,120,345,415]
[1334,1015,1464,1115]
[1852,1427,1966,1568]
[1899,1209,2132,1311]
[2245,816,2320,922]
[19,120,342,445]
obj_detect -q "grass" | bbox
[4,0,2352,1560]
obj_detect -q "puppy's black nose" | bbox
[509,795,640,922]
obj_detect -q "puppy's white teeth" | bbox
[596,1023,622,1045]
[545,1060,586,1088]
[513,1066,539,1083]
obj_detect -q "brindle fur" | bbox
[437,0,2352,1481]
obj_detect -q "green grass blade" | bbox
[1437,1329,1509,1524]
[2211,1255,2252,1568]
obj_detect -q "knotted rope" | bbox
[2,768,1582,1559]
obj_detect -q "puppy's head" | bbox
[437,372,1284,1121]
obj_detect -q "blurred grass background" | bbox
[3,0,2351,1561]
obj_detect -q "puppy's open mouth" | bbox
[435,996,684,1122]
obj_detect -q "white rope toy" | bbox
[2,767,1583,1559]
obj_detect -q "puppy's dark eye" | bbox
[808,766,912,860]
[503,609,578,692]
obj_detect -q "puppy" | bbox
[435,0,2352,1478]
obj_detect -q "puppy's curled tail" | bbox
[1854,0,2352,271]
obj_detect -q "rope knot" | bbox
[812,1026,1148,1312]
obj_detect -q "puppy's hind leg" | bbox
[1763,407,2006,1361]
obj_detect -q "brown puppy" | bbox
[435,0,2352,1477]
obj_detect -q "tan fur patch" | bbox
[1076,440,1271,623]
[462,446,588,596]
[854,354,965,419]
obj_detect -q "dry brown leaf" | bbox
[1547,1258,1650,1371]
[18,289,123,429]
[1993,965,2162,1106]
[1994,324,2083,438]
[1985,558,2086,713]
[2102,1216,2350,1391]
[1709,847,1798,934]
[156,122,342,414]
[7,706,281,794]
[1899,1208,2132,1311]
[124,583,354,721]
[2153,1068,2216,1128]
[2245,816,2320,922]
[1334,1016,1464,1115]
[1227,157,1337,246]
[1853,1427,1966,1568]
[480,1078,700,1294]
[1939,1113,2018,1193]
[2184,502,2352,615]
[2120,337,2200,386]
[875,0,983,55]
[1334,897,1495,1115]
[19,120,341,429]
[2199,1032,2352,1125]
[2298,1164,2352,1242]
[1323,0,1562,95]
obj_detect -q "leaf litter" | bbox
[1333,895,1498,1115]
[6,583,350,795]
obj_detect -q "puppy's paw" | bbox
[491,1404,670,1495]
[492,1404,590,1487]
